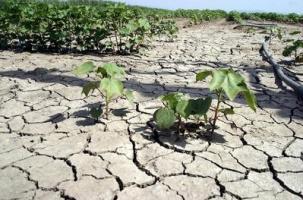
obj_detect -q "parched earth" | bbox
[0,21,303,200]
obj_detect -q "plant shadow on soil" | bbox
[51,102,132,127]
[50,103,99,127]
[0,60,302,125]
[134,122,227,150]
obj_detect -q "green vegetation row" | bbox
[173,9,303,25]
[226,11,303,24]
[47,1,302,24]
[0,0,302,54]
[0,0,178,54]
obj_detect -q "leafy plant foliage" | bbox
[174,9,303,26]
[283,38,303,63]
[0,0,178,54]
[153,92,212,131]
[73,62,133,120]
[196,69,257,134]
[153,69,256,137]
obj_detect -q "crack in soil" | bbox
[267,157,303,198]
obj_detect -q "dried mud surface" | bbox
[0,21,303,200]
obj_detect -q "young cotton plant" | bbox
[283,37,303,63]
[119,18,152,53]
[153,92,212,133]
[73,62,133,120]
[196,68,257,134]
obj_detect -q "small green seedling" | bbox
[73,62,133,120]
[269,27,283,41]
[196,68,257,135]
[261,27,283,44]
[153,92,212,133]
[283,38,303,63]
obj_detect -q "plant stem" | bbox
[104,100,108,119]
[114,30,119,52]
[196,116,200,124]
[203,114,208,124]
[177,115,182,134]
[211,90,222,135]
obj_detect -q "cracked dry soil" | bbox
[0,21,303,200]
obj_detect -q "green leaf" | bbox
[138,18,151,30]
[189,96,212,116]
[283,40,303,57]
[176,99,191,119]
[96,67,108,78]
[153,108,176,129]
[283,45,295,56]
[102,63,125,79]
[90,107,102,120]
[82,81,99,97]
[119,21,137,35]
[219,108,235,115]
[221,71,246,100]
[174,97,212,119]
[123,89,134,102]
[209,70,228,91]
[207,69,246,100]
[204,69,255,106]
[100,78,124,101]
[161,92,185,111]
[196,70,212,81]
[73,61,96,76]
[243,89,257,112]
